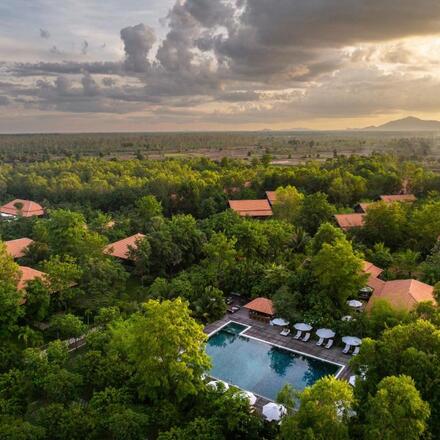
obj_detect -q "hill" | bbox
[364,116,440,131]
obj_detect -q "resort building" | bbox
[0,199,45,218]
[244,297,275,320]
[228,200,273,218]
[5,238,34,259]
[17,266,46,291]
[354,203,372,214]
[334,213,365,231]
[104,233,146,260]
[363,260,436,311]
[367,279,435,311]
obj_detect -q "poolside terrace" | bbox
[204,307,354,411]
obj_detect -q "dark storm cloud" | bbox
[120,23,156,72]
[12,61,122,76]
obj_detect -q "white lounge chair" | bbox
[302,332,311,342]
[280,328,290,337]
[342,344,351,354]
[325,339,334,349]
[293,330,302,340]
[316,337,324,346]
[352,346,360,356]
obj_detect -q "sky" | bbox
[1,0,440,133]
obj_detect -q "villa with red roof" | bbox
[362,260,436,311]
[244,297,274,318]
[379,194,416,203]
[265,191,277,206]
[5,238,34,259]
[0,199,45,218]
[104,233,146,260]
[17,266,46,291]
[228,200,273,218]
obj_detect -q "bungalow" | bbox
[334,213,365,231]
[0,199,45,218]
[228,200,273,218]
[104,233,146,260]
[244,297,274,321]
[354,203,373,214]
[5,238,34,259]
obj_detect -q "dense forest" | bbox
[1,153,440,439]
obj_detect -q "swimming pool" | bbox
[206,321,343,400]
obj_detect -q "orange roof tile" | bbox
[104,233,146,260]
[379,194,416,203]
[363,260,384,279]
[228,200,273,217]
[334,213,365,230]
[367,279,435,311]
[5,238,34,259]
[244,297,274,316]
[17,266,46,290]
[0,199,45,218]
[265,191,277,205]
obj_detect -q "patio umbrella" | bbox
[271,318,290,326]
[349,375,356,387]
[347,299,363,308]
[207,380,229,391]
[241,390,257,406]
[262,402,287,422]
[342,336,362,347]
[341,315,353,321]
[316,328,336,339]
[294,323,312,332]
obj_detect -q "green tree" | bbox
[272,186,304,224]
[364,375,430,440]
[297,192,336,234]
[0,241,20,286]
[310,222,345,255]
[363,202,407,249]
[49,313,86,340]
[279,376,354,440]
[110,298,210,401]
[23,279,51,322]
[0,282,23,338]
[312,238,367,307]
[391,249,420,278]
[409,201,440,252]
[132,195,163,232]
[365,242,393,269]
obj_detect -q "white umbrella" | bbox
[271,318,290,326]
[316,328,336,339]
[294,323,312,332]
[342,336,362,347]
[341,315,353,322]
[241,390,257,406]
[347,299,363,308]
[207,380,229,391]
[262,402,287,422]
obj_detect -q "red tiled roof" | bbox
[367,279,435,311]
[265,191,277,205]
[379,194,416,203]
[244,297,274,316]
[334,213,365,230]
[5,238,34,259]
[356,203,373,213]
[0,199,45,218]
[17,266,46,290]
[363,260,384,279]
[228,200,273,217]
[104,233,146,260]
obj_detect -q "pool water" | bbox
[206,322,341,400]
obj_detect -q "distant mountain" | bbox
[364,116,440,131]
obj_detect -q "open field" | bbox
[1,131,440,170]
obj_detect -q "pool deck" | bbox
[204,308,354,412]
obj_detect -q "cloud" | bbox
[0,95,10,105]
[39,28,50,39]
[120,23,156,72]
